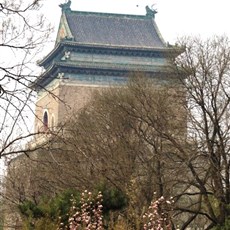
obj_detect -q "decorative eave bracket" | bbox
[59,0,72,13]
[145,6,157,18]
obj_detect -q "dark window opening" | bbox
[43,111,48,130]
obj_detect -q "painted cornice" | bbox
[38,41,182,68]
[32,60,175,91]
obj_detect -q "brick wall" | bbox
[34,80,104,132]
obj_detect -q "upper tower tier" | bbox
[33,1,180,91]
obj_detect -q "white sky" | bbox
[1,0,229,172]
[43,0,230,45]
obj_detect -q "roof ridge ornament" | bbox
[59,0,72,13]
[145,5,157,18]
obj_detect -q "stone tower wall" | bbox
[34,80,104,132]
[34,83,60,133]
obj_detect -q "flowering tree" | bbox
[143,196,173,230]
[59,190,104,230]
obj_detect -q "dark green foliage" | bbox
[0,215,3,230]
[212,218,230,230]
[19,200,44,218]
[19,189,81,228]
[0,199,4,230]
[19,186,127,229]
[96,182,128,213]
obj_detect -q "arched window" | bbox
[43,111,48,130]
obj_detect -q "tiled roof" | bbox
[65,11,166,48]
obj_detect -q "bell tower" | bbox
[32,1,180,134]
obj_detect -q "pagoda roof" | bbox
[64,10,165,48]
[55,2,166,48]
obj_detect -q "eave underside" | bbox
[33,62,175,91]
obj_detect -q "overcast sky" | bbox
[1,0,229,172]
[43,0,230,45]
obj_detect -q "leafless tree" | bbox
[3,33,230,229]
[0,0,52,159]
[168,36,230,229]
[55,35,230,229]
[0,74,184,228]
[40,74,184,227]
